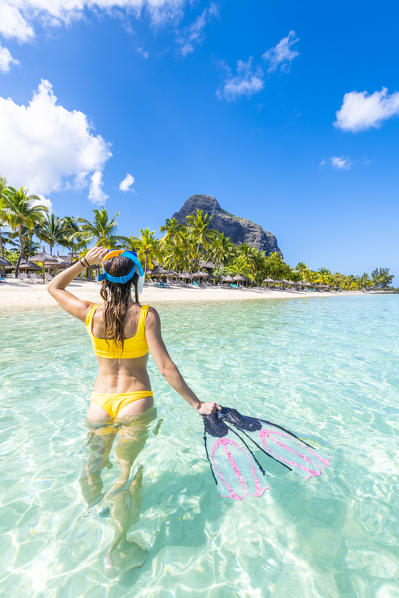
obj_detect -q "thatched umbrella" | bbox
[233,274,246,286]
[222,275,234,283]
[150,265,167,277]
[16,260,41,276]
[30,250,58,281]
[165,270,178,281]
[200,260,216,270]
[192,271,208,279]
[0,257,12,267]
[53,255,69,268]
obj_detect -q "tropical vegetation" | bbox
[0,176,395,289]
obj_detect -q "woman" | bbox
[48,245,220,569]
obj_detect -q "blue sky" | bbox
[0,0,398,280]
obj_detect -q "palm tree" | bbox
[227,255,253,280]
[0,176,9,260]
[60,216,86,261]
[207,232,236,267]
[371,267,394,288]
[37,213,68,255]
[186,209,217,272]
[264,251,292,281]
[134,229,158,273]
[7,233,41,259]
[1,186,48,277]
[78,207,128,248]
[159,217,185,270]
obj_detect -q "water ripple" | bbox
[1,296,399,596]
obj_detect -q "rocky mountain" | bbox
[172,195,281,256]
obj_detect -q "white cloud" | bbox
[331,156,351,170]
[0,3,34,42]
[334,87,399,132]
[263,30,299,73]
[217,57,264,102]
[0,79,112,202]
[320,156,352,170]
[89,170,108,204]
[0,43,19,73]
[216,30,299,102]
[0,1,186,42]
[178,2,218,56]
[119,173,135,191]
[137,46,149,58]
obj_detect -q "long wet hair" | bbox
[99,255,140,349]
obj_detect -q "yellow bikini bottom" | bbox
[90,390,153,418]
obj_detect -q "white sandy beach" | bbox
[0,278,380,308]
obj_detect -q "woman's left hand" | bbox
[84,246,109,266]
[196,401,222,415]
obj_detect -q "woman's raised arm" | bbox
[145,307,221,415]
[47,246,108,321]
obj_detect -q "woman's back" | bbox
[89,302,152,396]
[87,303,149,359]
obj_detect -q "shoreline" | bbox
[0,279,392,309]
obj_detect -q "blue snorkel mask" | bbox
[97,250,145,292]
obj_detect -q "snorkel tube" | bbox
[97,250,145,292]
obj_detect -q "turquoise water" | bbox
[1,295,399,597]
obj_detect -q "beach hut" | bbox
[53,252,71,269]
[263,277,274,287]
[192,271,208,287]
[165,270,178,283]
[13,260,41,280]
[150,265,167,277]
[52,255,69,269]
[0,257,12,276]
[30,250,58,282]
[233,274,247,287]
[199,260,217,273]
[222,275,234,284]
[19,260,41,270]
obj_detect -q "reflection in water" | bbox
[79,405,158,573]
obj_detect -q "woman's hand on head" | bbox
[85,246,109,266]
[196,401,222,415]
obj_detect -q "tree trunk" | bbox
[15,227,25,279]
[194,242,200,272]
[144,251,148,274]
[0,232,4,260]
[50,244,53,255]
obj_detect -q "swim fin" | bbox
[217,406,331,480]
[202,409,270,501]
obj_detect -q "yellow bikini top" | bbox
[85,303,149,359]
